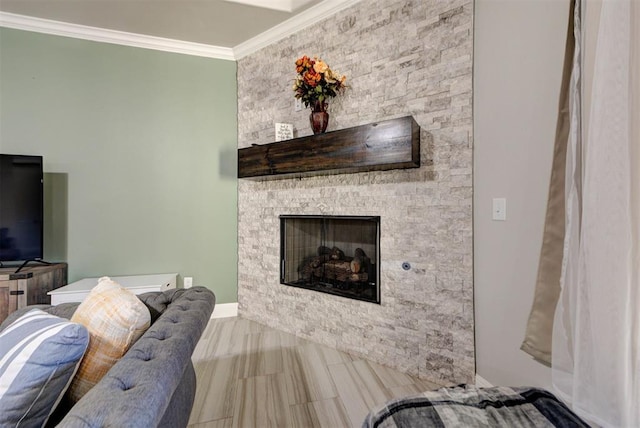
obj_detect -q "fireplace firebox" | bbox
[280,215,380,304]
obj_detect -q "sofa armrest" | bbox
[57,286,215,428]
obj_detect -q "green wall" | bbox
[0,28,238,303]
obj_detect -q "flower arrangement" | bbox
[293,56,347,111]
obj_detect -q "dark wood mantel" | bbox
[237,116,420,180]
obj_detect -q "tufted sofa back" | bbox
[1,286,216,428]
[60,286,215,427]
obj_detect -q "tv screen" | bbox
[0,154,44,262]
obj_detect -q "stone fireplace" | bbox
[280,215,380,304]
[237,0,474,385]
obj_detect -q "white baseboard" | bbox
[211,302,238,319]
[475,374,493,387]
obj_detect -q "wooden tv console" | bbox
[0,263,68,324]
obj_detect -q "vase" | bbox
[309,100,329,134]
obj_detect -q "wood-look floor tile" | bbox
[352,360,394,405]
[190,355,241,424]
[190,317,445,428]
[367,360,417,389]
[289,398,352,428]
[294,344,339,402]
[289,402,320,428]
[388,383,428,397]
[232,373,291,428]
[314,342,353,366]
[238,331,283,378]
[188,418,233,428]
[282,347,313,405]
[414,377,446,392]
[192,319,224,362]
[311,398,352,428]
[227,317,265,335]
[278,329,308,348]
[214,318,256,357]
[327,361,392,428]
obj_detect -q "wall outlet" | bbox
[295,98,302,112]
[184,277,193,288]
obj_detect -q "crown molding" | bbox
[0,12,235,60]
[223,0,315,13]
[232,0,363,60]
[0,0,362,61]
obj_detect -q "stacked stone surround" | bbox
[237,0,474,384]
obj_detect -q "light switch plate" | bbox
[492,198,507,221]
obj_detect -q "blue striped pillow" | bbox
[0,309,89,427]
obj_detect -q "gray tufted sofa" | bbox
[0,286,215,428]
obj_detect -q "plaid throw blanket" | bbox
[363,385,590,428]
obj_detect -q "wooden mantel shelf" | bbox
[238,116,420,180]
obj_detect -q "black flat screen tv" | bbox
[0,154,44,263]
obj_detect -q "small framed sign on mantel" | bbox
[275,123,294,142]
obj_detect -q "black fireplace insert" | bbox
[280,215,380,304]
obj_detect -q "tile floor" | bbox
[188,316,444,428]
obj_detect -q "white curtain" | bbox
[553,0,640,426]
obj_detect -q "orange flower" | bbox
[313,60,329,74]
[293,55,346,107]
[303,70,321,87]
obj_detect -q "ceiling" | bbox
[0,0,325,48]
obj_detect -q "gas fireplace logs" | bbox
[299,246,370,283]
